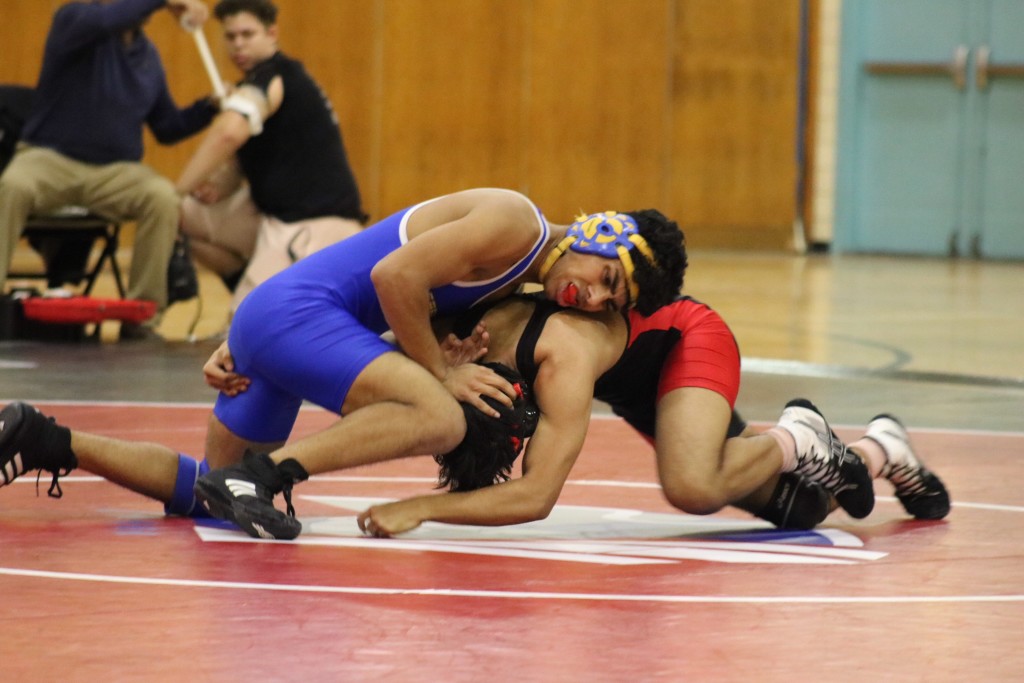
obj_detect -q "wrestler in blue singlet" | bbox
[214,191,550,443]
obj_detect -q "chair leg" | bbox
[16,219,125,299]
[83,229,125,298]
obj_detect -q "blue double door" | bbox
[836,0,1024,258]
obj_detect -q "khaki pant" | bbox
[180,185,363,311]
[0,143,179,310]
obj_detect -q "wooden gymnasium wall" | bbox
[0,0,802,250]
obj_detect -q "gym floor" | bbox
[1,247,1022,682]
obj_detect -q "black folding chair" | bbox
[1,84,125,297]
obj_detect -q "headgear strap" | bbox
[538,211,656,305]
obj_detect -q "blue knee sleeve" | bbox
[164,455,212,518]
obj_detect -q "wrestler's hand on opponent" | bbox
[442,362,515,419]
[358,501,423,538]
[439,321,489,367]
[203,341,251,396]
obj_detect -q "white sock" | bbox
[767,427,797,472]
[850,437,887,479]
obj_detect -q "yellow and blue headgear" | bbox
[538,211,657,305]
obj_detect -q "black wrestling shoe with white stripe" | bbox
[0,402,77,498]
[193,450,308,540]
[865,414,950,520]
[776,398,875,519]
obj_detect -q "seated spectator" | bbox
[0,0,219,341]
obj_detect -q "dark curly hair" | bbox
[625,209,687,315]
[215,0,278,25]
[434,363,539,492]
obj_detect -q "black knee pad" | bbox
[757,473,831,530]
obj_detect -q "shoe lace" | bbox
[274,458,308,519]
[794,429,854,493]
[877,431,933,499]
[35,466,72,499]
[888,462,930,498]
[794,450,844,491]
[281,481,296,517]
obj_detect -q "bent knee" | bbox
[412,392,466,454]
[661,478,728,516]
[0,173,31,196]
[136,175,180,214]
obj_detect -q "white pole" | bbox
[187,24,227,99]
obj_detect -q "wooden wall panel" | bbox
[669,0,801,248]
[1,1,61,86]
[271,0,379,215]
[524,0,671,224]
[376,0,526,213]
[1,0,804,250]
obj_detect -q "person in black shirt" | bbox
[175,0,366,313]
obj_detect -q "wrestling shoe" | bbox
[193,451,308,540]
[0,402,77,498]
[777,399,875,519]
[756,473,831,530]
[865,414,950,520]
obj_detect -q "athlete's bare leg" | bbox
[265,351,466,474]
[69,432,180,502]
[654,387,784,515]
[204,412,285,470]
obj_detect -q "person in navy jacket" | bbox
[0,0,218,339]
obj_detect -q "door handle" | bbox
[864,45,969,90]
[975,45,1024,90]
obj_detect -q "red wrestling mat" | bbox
[1,403,1022,682]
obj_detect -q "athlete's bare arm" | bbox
[371,190,543,416]
[175,78,282,196]
[358,308,626,536]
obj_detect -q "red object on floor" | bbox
[20,296,156,324]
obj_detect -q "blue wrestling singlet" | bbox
[215,191,550,443]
